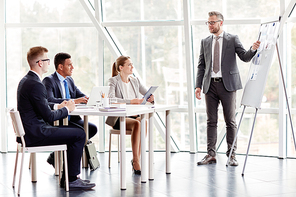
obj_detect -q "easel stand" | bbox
[226,41,296,176]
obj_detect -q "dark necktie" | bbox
[213,36,221,74]
[63,79,70,99]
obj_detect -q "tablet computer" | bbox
[141,86,158,104]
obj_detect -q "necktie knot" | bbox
[215,36,221,41]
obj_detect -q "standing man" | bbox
[17,46,95,189]
[42,52,97,166]
[195,11,260,166]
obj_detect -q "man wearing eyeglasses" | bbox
[195,11,261,166]
[42,52,97,167]
[17,46,96,189]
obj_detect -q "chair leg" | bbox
[118,135,120,163]
[17,150,25,195]
[30,153,37,183]
[63,150,69,192]
[54,151,59,176]
[108,132,112,168]
[57,151,61,183]
[28,153,31,169]
[12,147,19,188]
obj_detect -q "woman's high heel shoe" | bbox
[131,160,141,175]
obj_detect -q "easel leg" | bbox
[242,108,258,176]
[226,106,246,166]
[276,42,296,151]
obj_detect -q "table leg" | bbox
[166,110,171,174]
[120,116,126,190]
[54,120,59,176]
[31,153,37,182]
[82,115,89,168]
[148,112,154,180]
[141,114,147,183]
[54,151,59,176]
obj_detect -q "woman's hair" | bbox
[112,55,130,77]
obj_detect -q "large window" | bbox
[2,0,292,157]
[287,22,296,157]
[5,0,101,151]
[103,0,183,21]
[191,0,280,19]
[6,0,90,23]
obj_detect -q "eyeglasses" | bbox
[205,20,221,25]
[127,63,133,66]
[36,59,50,64]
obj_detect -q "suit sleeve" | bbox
[108,77,116,98]
[42,77,66,104]
[234,35,256,62]
[30,82,68,123]
[196,39,206,89]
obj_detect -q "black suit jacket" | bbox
[42,72,85,122]
[42,72,85,103]
[17,71,68,146]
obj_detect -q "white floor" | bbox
[1,152,296,197]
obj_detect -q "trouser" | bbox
[205,79,237,157]
[29,125,86,178]
[57,115,97,139]
[69,118,97,139]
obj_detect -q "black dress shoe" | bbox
[69,179,96,190]
[197,154,216,165]
[228,156,239,166]
[47,152,55,168]
[131,160,141,175]
[60,178,91,188]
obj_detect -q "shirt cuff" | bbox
[53,104,58,110]
[54,104,69,114]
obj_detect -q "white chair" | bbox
[162,67,187,105]
[108,129,132,168]
[10,109,69,195]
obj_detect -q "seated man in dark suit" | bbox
[17,46,95,189]
[42,52,97,166]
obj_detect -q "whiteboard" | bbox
[240,21,280,109]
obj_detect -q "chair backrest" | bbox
[10,109,25,138]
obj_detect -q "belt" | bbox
[211,77,222,82]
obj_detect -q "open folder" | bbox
[141,86,158,105]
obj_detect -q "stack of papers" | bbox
[99,107,126,112]
[111,103,126,108]
[75,104,95,109]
